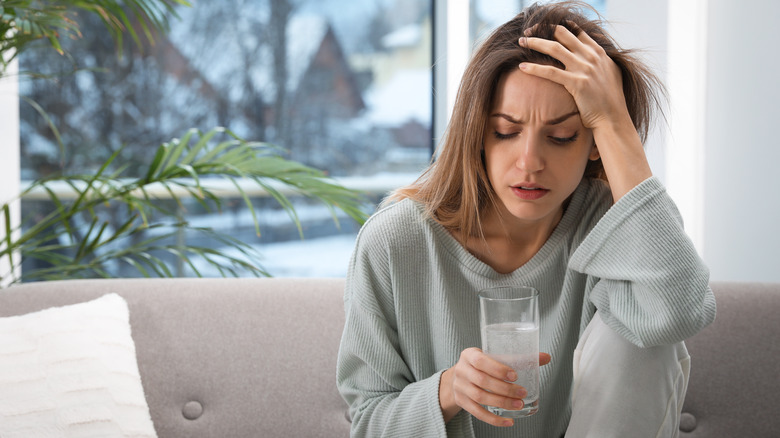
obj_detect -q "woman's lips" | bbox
[511,185,549,200]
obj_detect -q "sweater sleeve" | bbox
[569,177,717,347]
[336,217,449,437]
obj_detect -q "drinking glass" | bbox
[478,285,540,418]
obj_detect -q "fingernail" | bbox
[518,63,527,70]
[512,399,524,409]
[503,419,514,427]
[507,371,518,381]
[518,37,527,45]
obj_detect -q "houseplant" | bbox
[0,0,369,285]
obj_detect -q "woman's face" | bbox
[482,68,599,229]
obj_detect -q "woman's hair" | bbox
[386,1,665,244]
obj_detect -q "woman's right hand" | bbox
[439,348,551,427]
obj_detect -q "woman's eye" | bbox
[493,131,518,140]
[550,132,579,144]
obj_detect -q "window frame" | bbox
[0,58,21,286]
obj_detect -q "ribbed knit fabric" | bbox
[336,176,716,438]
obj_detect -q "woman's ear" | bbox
[589,143,600,161]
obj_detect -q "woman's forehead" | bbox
[490,69,578,121]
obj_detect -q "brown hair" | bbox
[387,1,665,244]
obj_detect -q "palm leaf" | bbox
[1,128,368,286]
[1,0,190,73]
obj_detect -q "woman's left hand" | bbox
[517,24,652,202]
[518,24,628,132]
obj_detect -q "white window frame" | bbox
[432,0,469,146]
[0,58,21,285]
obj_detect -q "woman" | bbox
[337,2,716,437]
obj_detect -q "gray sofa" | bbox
[1,278,778,437]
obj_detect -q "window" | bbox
[18,0,433,277]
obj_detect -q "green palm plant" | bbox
[1,128,367,284]
[0,0,370,285]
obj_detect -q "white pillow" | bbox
[0,293,157,438]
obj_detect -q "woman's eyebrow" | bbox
[491,113,523,124]
[490,111,580,125]
[545,111,579,125]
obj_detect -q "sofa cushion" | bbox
[0,293,157,438]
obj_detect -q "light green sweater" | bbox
[337,177,716,437]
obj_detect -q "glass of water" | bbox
[478,285,540,418]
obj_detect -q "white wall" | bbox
[702,0,780,282]
[0,59,21,285]
[610,0,780,283]
[605,0,669,182]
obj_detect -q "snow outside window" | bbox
[18,0,433,278]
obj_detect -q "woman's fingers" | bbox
[562,20,603,51]
[456,378,524,411]
[450,348,529,427]
[461,355,527,399]
[458,349,526,399]
[452,378,523,427]
[458,395,516,427]
[549,24,590,57]
[519,34,577,67]
[518,24,625,130]
[463,347,516,381]
[521,24,596,64]
[518,24,608,78]
[518,61,570,84]
[517,32,581,87]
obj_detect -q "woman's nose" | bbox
[515,135,544,172]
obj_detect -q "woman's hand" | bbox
[517,24,652,201]
[517,24,626,132]
[439,347,552,427]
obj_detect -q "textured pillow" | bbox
[0,293,157,438]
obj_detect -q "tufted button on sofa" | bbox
[678,412,697,433]
[1,278,778,437]
[182,401,204,421]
